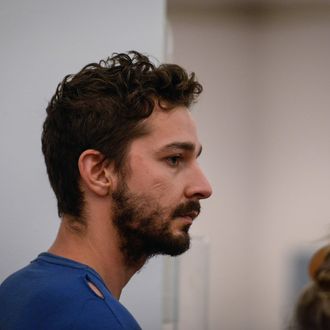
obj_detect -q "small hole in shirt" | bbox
[86,279,104,299]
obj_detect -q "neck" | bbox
[48,215,146,299]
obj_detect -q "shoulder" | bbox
[0,262,106,328]
[0,260,141,330]
[71,298,137,330]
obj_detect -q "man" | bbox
[0,51,212,329]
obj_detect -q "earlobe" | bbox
[78,150,113,196]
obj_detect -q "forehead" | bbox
[142,105,200,148]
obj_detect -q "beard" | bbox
[111,180,201,267]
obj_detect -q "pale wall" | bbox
[168,4,330,330]
[0,1,166,329]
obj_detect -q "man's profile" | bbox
[0,51,212,329]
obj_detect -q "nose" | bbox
[185,164,213,200]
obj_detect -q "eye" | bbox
[166,155,182,167]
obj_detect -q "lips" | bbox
[172,201,201,221]
[183,210,199,221]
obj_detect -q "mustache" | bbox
[171,200,201,219]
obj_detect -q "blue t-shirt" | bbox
[0,253,141,330]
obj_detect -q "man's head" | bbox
[110,104,212,265]
[42,51,212,263]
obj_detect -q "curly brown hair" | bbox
[291,246,330,330]
[41,51,203,220]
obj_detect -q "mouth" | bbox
[186,210,199,221]
[177,210,200,223]
[172,200,201,224]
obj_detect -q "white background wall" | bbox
[168,2,330,330]
[0,1,166,329]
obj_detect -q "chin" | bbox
[166,241,190,256]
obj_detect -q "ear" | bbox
[78,149,114,196]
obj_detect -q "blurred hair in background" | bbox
[290,246,330,330]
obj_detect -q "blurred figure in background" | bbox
[290,246,330,330]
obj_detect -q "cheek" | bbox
[129,170,177,204]
[126,157,168,192]
[150,180,171,195]
[126,155,181,202]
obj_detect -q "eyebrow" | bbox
[159,142,203,157]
